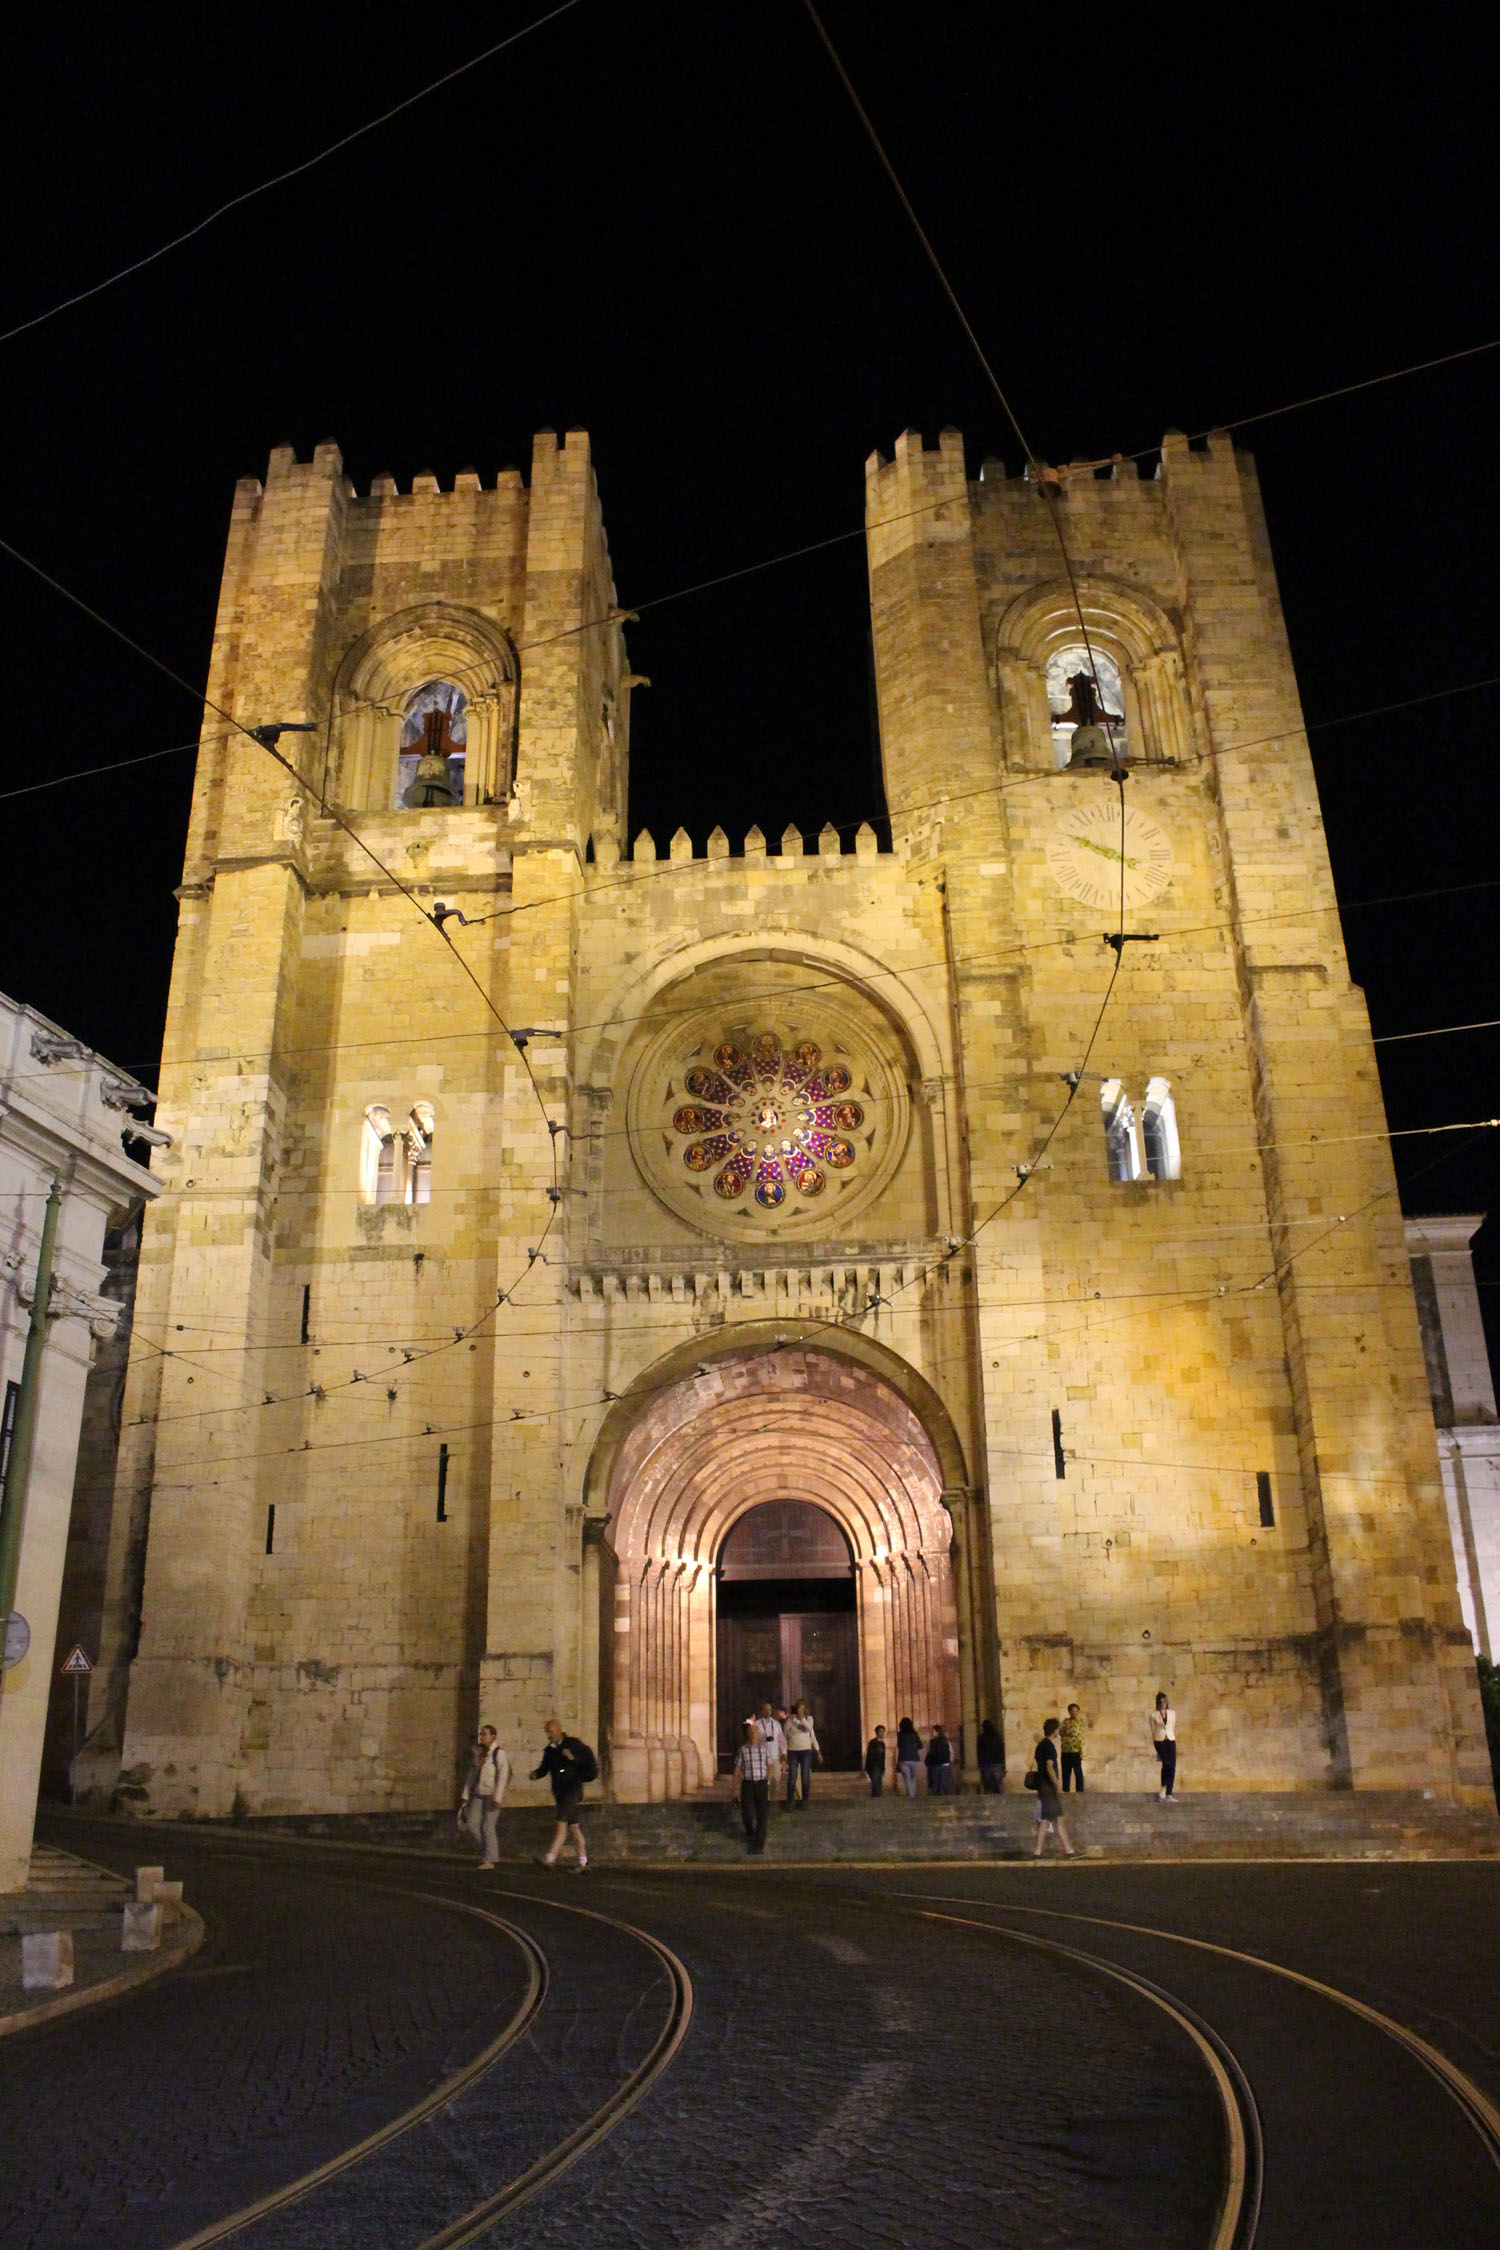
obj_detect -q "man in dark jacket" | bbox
[924,1724,954,1795]
[531,1717,596,1871]
[864,1725,888,1797]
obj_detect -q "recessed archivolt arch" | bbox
[587,1321,970,1512]
[597,1340,966,1801]
[576,929,948,1099]
[994,576,1195,765]
[324,601,519,808]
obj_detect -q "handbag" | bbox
[1023,1769,1039,1791]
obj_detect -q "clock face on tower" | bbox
[1046,798,1175,912]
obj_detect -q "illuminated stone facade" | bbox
[98,427,1492,1813]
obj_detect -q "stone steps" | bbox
[2,1845,132,1936]
[219,1789,1500,1864]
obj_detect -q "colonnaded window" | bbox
[1141,1077,1180,1180]
[1046,644,1127,767]
[361,1102,436,1205]
[669,1033,866,1211]
[397,680,467,808]
[407,1102,435,1204]
[1100,1079,1142,1182]
[1101,1077,1181,1183]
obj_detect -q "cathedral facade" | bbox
[101,425,1491,1814]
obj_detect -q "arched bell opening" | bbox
[599,1344,965,1802]
[715,1499,861,1771]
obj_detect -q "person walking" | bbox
[531,1717,597,1869]
[1059,1704,1086,1793]
[1031,1717,1075,1858]
[1150,1691,1178,1800]
[924,1724,954,1796]
[458,1724,511,1869]
[784,1700,820,1807]
[864,1724,888,1797]
[748,1701,786,1797]
[977,1718,1005,1793]
[895,1717,923,1799]
[734,1719,771,1854]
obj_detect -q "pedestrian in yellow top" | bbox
[1059,1704,1086,1793]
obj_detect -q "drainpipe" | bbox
[0,1177,63,1638]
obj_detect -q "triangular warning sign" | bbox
[60,1645,93,1675]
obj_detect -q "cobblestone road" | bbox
[10,1818,1500,2250]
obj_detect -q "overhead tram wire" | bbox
[138,1111,1500,1467]
[13,24,1495,1430]
[138,1098,1500,1432]
[790,2,1136,1292]
[0,528,568,1408]
[0,1,587,347]
[1043,333,1500,480]
[1,841,1494,1106]
[798,0,1121,786]
[118,0,1139,1440]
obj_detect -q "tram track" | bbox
[928,1895,1500,2181]
[902,1903,1262,2250]
[166,1897,549,2250]
[26,1819,1500,2249]
[147,1856,694,2250]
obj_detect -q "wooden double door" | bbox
[716,1609,861,1770]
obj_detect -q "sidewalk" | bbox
[0,1842,202,2036]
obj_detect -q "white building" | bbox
[0,993,158,1892]
[1407,1217,1500,1663]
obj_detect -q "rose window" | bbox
[669,1033,866,1210]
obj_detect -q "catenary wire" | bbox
[13,57,1495,1436]
[0,529,569,1403]
[9,853,1491,1096]
[0,3,587,347]
[134,1111,1496,1463]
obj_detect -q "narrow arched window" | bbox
[1142,1077,1181,1180]
[1101,1079,1142,1182]
[406,1103,435,1205]
[1046,645,1127,768]
[397,680,467,809]
[361,1104,401,1204]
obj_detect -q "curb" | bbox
[60,1824,1500,1874]
[0,1905,205,2039]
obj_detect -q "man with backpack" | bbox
[531,1717,598,1871]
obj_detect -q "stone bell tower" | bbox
[864,426,1490,1802]
[108,432,634,1816]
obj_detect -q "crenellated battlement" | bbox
[229,427,596,505]
[866,425,1247,540]
[588,819,896,874]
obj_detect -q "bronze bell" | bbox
[1067,723,1115,769]
[402,708,461,807]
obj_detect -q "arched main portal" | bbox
[602,1345,963,1801]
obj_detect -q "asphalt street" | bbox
[7,1815,1499,2250]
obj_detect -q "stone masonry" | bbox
[99,425,1492,1818]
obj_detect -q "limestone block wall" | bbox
[117,433,626,1817]
[866,426,1490,1798]
[108,418,1491,1822]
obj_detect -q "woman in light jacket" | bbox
[784,1700,820,1807]
[458,1724,511,1868]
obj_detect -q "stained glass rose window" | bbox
[668,1033,865,1210]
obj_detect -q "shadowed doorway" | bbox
[715,1499,860,1771]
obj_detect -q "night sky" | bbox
[2,4,1496,1344]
